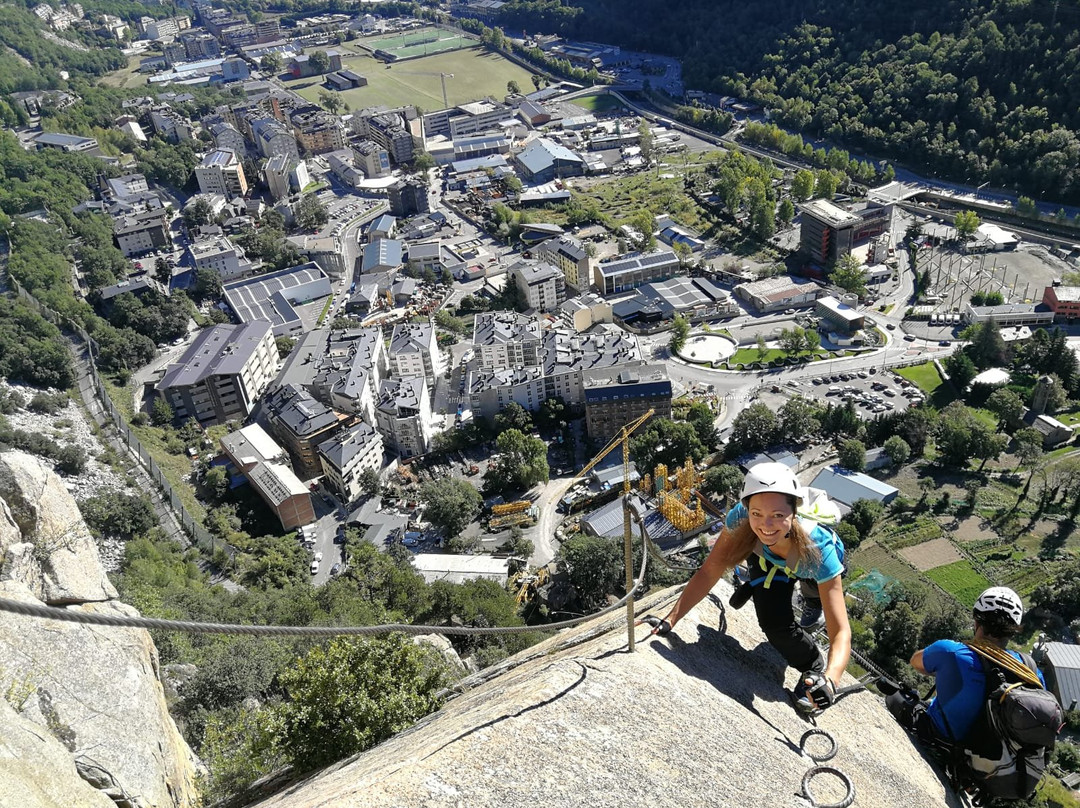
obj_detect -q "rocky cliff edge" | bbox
[0,451,201,808]
[246,579,963,808]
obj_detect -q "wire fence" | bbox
[6,275,233,559]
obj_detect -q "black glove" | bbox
[801,671,836,710]
[641,615,672,636]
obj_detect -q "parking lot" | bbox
[763,368,926,419]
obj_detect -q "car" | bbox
[314,551,323,563]
[904,334,917,342]
[886,323,896,330]
[172,337,185,346]
[310,559,320,574]
[884,389,896,397]
[785,308,797,315]
[812,378,822,385]
[939,340,952,346]
[857,371,869,379]
[330,563,342,576]
[403,537,419,547]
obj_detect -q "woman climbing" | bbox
[642,461,850,712]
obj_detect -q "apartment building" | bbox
[582,362,672,441]
[389,323,443,388]
[155,321,277,425]
[194,149,248,199]
[535,234,590,290]
[188,236,252,281]
[510,259,566,313]
[263,383,348,478]
[375,377,434,458]
[472,311,543,369]
[318,421,384,502]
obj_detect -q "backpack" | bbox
[957,645,1064,801]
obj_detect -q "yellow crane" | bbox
[549,408,655,652]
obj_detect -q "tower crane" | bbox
[549,408,655,652]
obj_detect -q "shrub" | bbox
[55,444,87,476]
[28,391,68,414]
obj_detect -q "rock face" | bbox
[0,698,116,808]
[247,583,963,808]
[0,450,116,604]
[0,452,201,808]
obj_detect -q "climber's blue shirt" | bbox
[922,640,1045,740]
[726,502,845,584]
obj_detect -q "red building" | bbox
[1042,285,1080,320]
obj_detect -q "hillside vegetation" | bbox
[497,0,1080,202]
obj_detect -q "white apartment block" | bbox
[194,149,248,199]
[375,377,433,458]
[188,236,251,281]
[510,259,566,313]
[472,311,543,369]
[318,420,384,502]
[389,323,443,388]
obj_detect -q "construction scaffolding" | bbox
[653,458,706,532]
[491,500,531,516]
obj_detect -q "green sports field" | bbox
[364,28,473,59]
[283,47,536,111]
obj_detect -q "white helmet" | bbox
[740,462,803,507]
[974,587,1024,626]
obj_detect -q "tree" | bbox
[531,74,543,92]
[557,533,624,610]
[294,194,328,232]
[702,465,744,505]
[154,257,171,286]
[726,403,780,456]
[669,314,690,354]
[971,429,1009,471]
[78,491,157,541]
[271,634,446,771]
[686,400,718,449]
[494,402,533,434]
[507,80,520,94]
[275,336,295,359]
[779,396,821,444]
[953,210,981,239]
[630,418,706,473]
[307,50,331,74]
[883,435,911,466]
[182,197,213,230]
[1013,427,1044,472]
[491,428,549,491]
[841,499,884,543]
[755,334,769,362]
[944,351,977,390]
[411,151,436,174]
[966,321,1008,369]
[814,169,838,199]
[358,467,381,497]
[630,210,656,250]
[791,169,815,201]
[420,478,482,538]
[778,197,795,226]
[985,388,1024,430]
[830,253,868,297]
[935,402,982,468]
[150,397,173,426]
[637,119,655,165]
[536,396,567,432]
[260,52,281,74]
[192,267,223,303]
[838,438,867,471]
[203,466,230,502]
[318,90,342,115]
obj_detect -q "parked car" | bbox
[330,563,342,576]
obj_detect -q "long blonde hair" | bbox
[711,495,821,575]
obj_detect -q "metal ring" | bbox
[800,766,855,808]
[800,728,838,762]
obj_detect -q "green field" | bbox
[569,92,624,113]
[283,47,535,110]
[363,28,473,59]
[924,560,993,608]
[895,361,956,407]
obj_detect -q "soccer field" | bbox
[283,47,536,111]
[364,27,472,57]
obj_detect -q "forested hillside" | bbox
[496,0,1080,202]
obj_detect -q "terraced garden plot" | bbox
[848,543,949,610]
[923,561,993,608]
[898,537,963,570]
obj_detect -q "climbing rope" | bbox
[800,766,856,808]
[0,539,650,638]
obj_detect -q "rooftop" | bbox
[801,198,863,228]
[597,249,678,278]
[265,383,340,437]
[157,322,272,391]
[318,421,381,469]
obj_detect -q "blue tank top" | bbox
[726,502,845,584]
